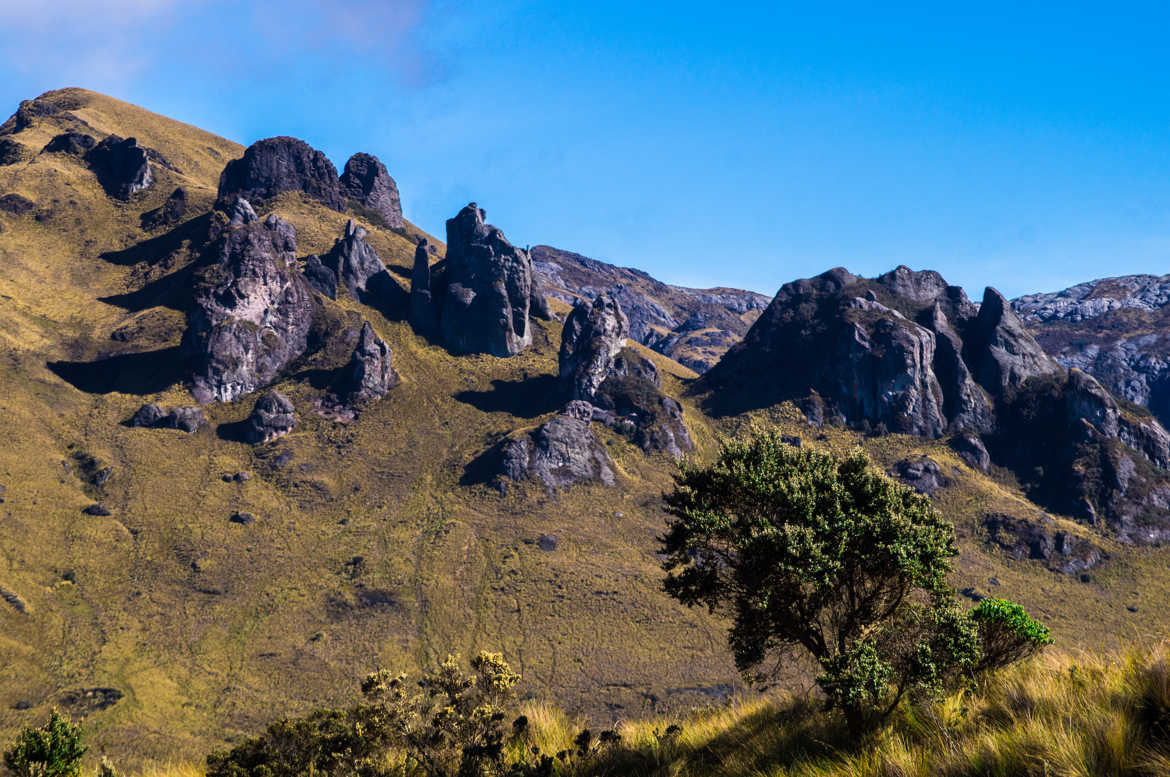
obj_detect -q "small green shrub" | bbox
[3,710,86,777]
[971,598,1053,672]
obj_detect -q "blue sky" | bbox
[2,1,1170,299]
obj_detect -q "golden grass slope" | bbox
[1,88,1169,770]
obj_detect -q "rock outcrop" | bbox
[0,138,28,165]
[592,369,693,459]
[558,292,630,402]
[339,153,403,229]
[493,401,616,490]
[439,203,539,357]
[532,245,769,373]
[141,187,187,231]
[704,264,1170,542]
[184,204,315,403]
[217,137,344,211]
[242,391,298,444]
[984,514,1105,575]
[323,322,399,416]
[322,220,399,310]
[127,403,208,433]
[409,238,437,333]
[1014,274,1170,430]
[302,254,338,300]
[42,131,96,155]
[85,135,153,199]
[889,456,950,495]
[964,287,1060,394]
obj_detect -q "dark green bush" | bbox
[3,710,86,777]
[971,598,1053,672]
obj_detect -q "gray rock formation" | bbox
[184,206,315,403]
[229,196,257,226]
[889,456,950,495]
[217,136,344,211]
[323,219,398,310]
[409,238,437,333]
[243,391,298,444]
[339,153,403,229]
[532,245,769,373]
[1014,274,1170,430]
[964,287,1059,394]
[950,432,991,473]
[440,203,538,357]
[925,303,994,433]
[128,403,207,433]
[302,255,338,300]
[326,322,399,411]
[558,293,630,402]
[496,401,616,490]
[984,514,1105,575]
[85,135,153,199]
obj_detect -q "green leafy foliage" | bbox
[659,432,1042,732]
[2,710,86,777]
[971,598,1054,672]
[207,652,526,777]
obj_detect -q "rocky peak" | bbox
[964,287,1059,394]
[409,238,436,333]
[339,153,403,229]
[439,202,539,357]
[217,136,344,212]
[558,293,630,402]
[327,322,399,412]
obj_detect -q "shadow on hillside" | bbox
[215,419,248,443]
[99,265,195,312]
[459,439,508,487]
[454,375,560,419]
[98,215,209,266]
[47,346,184,394]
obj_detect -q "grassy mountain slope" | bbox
[1,89,1170,769]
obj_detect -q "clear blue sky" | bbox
[2,1,1170,299]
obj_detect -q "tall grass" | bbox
[97,644,1170,777]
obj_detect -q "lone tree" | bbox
[660,433,1049,733]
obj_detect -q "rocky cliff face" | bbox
[437,203,541,357]
[1014,275,1170,429]
[183,202,315,403]
[558,293,630,402]
[85,135,153,200]
[704,265,1170,541]
[532,245,770,373]
[339,153,403,229]
[322,219,400,312]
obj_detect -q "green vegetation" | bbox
[660,434,1045,732]
[3,710,86,777]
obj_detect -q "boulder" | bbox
[42,131,96,155]
[141,187,187,230]
[127,403,207,433]
[230,511,256,525]
[339,153,403,229]
[85,135,153,199]
[322,219,398,309]
[888,456,950,495]
[217,136,344,211]
[537,533,559,551]
[242,391,298,444]
[611,348,661,387]
[558,293,630,402]
[498,405,617,490]
[184,207,315,403]
[964,287,1059,394]
[439,203,538,356]
[302,254,338,300]
[409,238,437,333]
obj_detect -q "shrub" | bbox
[3,710,86,777]
[971,598,1054,672]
